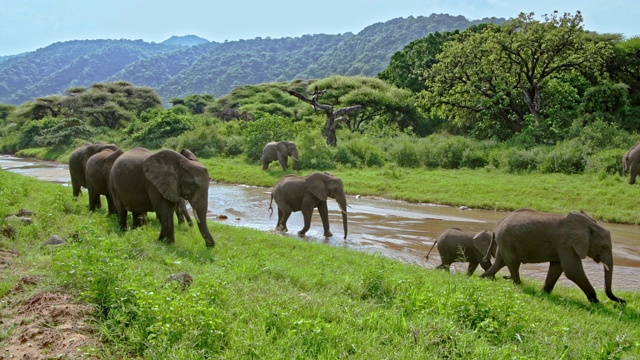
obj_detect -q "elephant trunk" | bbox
[190,196,215,248]
[336,196,348,239]
[603,260,625,303]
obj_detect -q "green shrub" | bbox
[538,144,585,174]
[492,147,544,173]
[335,137,386,168]
[585,149,626,175]
[390,140,420,167]
[297,132,336,170]
[128,109,195,149]
[460,148,488,169]
[240,113,302,161]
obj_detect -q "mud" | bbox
[2,155,639,293]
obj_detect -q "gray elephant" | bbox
[426,228,495,275]
[269,172,348,239]
[622,142,640,183]
[69,142,119,199]
[261,141,300,171]
[110,147,215,247]
[480,209,625,304]
[85,147,123,213]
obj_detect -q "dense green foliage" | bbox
[1,170,638,358]
[0,14,502,105]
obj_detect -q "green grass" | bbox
[1,168,639,358]
[203,157,640,224]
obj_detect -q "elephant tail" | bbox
[425,239,438,261]
[268,192,274,218]
[482,232,496,263]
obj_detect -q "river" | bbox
[2,154,639,292]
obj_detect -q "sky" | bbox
[1,0,639,56]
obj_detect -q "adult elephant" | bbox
[261,141,300,171]
[622,142,640,183]
[110,147,215,247]
[69,142,119,199]
[85,148,124,213]
[480,209,625,304]
[269,172,347,239]
[426,228,495,275]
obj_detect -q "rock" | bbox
[459,206,470,211]
[217,214,228,220]
[42,235,65,246]
[16,209,34,217]
[4,215,32,225]
[165,272,193,290]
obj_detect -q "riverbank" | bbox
[201,156,640,225]
[1,164,639,358]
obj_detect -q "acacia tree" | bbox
[422,11,611,138]
[286,87,362,146]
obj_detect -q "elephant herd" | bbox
[428,209,626,304]
[70,141,627,305]
[69,143,215,247]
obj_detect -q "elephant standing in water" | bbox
[85,147,124,213]
[426,228,495,275]
[110,148,215,247]
[261,141,300,171]
[69,142,119,200]
[480,209,625,304]
[622,142,640,183]
[269,172,348,239]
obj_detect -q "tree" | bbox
[422,11,611,139]
[170,94,215,114]
[286,87,362,146]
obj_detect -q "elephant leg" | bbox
[88,189,99,212]
[467,262,479,276]
[505,261,522,284]
[106,195,116,215]
[159,212,175,244]
[71,177,81,197]
[262,159,270,170]
[277,208,290,232]
[479,259,492,272]
[298,207,314,237]
[277,154,288,171]
[561,259,598,303]
[542,261,563,294]
[480,249,505,279]
[132,212,145,229]
[117,210,128,231]
[316,202,333,237]
[435,263,450,272]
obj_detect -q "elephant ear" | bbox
[276,141,289,156]
[106,149,124,163]
[305,173,328,201]
[565,212,591,259]
[143,150,181,203]
[473,230,491,253]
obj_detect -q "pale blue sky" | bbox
[1,0,638,56]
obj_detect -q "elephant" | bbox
[480,209,625,304]
[426,228,495,275]
[110,147,215,247]
[69,142,119,199]
[85,148,124,213]
[261,141,300,171]
[269,172,348,239]
[622,142,640,183]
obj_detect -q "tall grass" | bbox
[1,168,639,358]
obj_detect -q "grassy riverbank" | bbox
[202,156,640,225]
[1,167,639,358]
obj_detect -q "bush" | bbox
[335,137,385,168]
[492,147,544,173]
[538,143,586,174]
[240,113,302,161]
[585,149,626,175]
[296,132,336,170]
[390,139,420,168]
[128,109,195,149]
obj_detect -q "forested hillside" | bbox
[0,13,502,105]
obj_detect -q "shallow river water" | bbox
[2,155,639,293]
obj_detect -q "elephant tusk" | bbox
[192,208,200,224]
[603,263,610,272]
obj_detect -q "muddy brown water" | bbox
[2,155,639,293]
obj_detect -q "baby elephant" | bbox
[427,228,495,275]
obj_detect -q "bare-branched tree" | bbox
[286,87,362,146]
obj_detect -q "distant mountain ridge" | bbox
[0,13,505,105]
